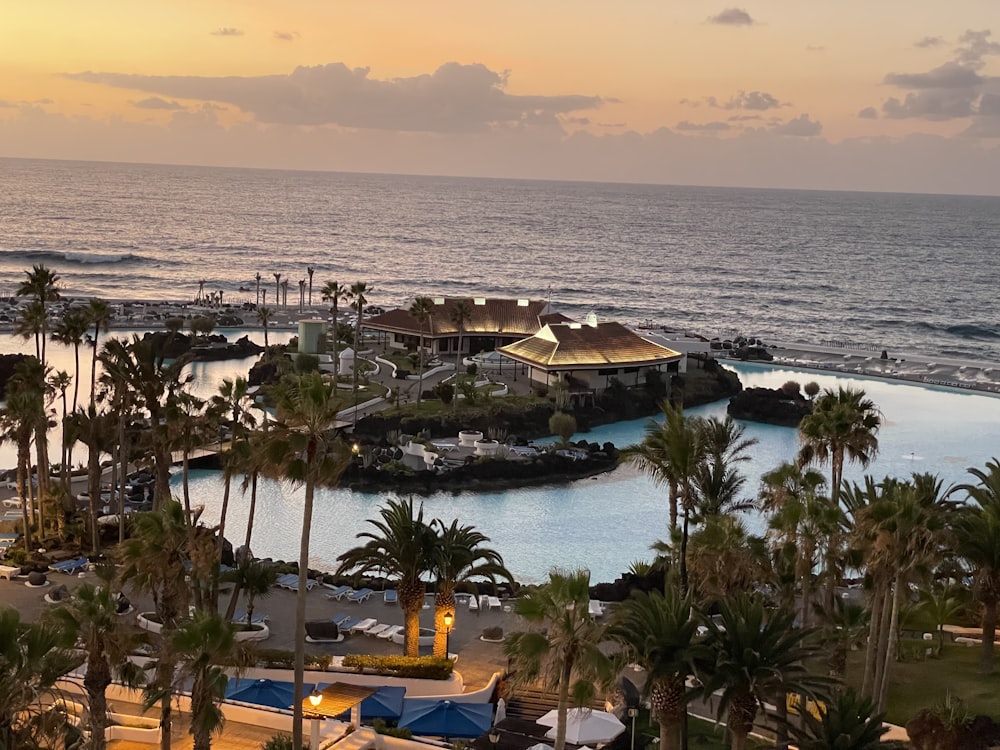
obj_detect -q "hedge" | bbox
[341,654,454,680]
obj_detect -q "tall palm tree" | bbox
[86,298,112,405]
[504,569,615,750]
[622,403,705,592]
[609,589,707,750]
[281,278,289,308]
[337,497,437,657]
[692,416,758,518]
[15,299,46,360]
[64,404,114,554]
[0,388,37,551]
[429,519,513,658]
[119,500,193,750]
[700,593,831,750]
[449,300,472,407]
[167,390,208,519]
[224,556,278,625]
[798,386,882,508]
[409,296,433,404]
[687,515,769,600]
[348,281,371,408]
[321,281,348,380]
[171,610,247,750]
[307,266,314,306]
[298,279,306,313]
[9,357,54,536]
[0,608,79,749]
[16,263,60,367]
[952,459,1000,674]
[262,372,352,750]
[273,272,282,308]
[100,334,185,508]
[48,369,72,490]
[257,306,273,348]
[52,306,89,413]
[255,272,262,307]
[47,581,145,748]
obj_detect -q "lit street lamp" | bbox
[308,689,323,750]
[489,728,501,750]
[443,611,454,658]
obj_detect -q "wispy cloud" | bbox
[65,62,603,133]
[682,90,787,111]
[771,114,822,136]
[708,8,754,26]
[676,120,730,132]
[915,36,944,49]
[857,106,878,119]
[211,27,244,37]
[132,96,185,110]
[273,30,300,42]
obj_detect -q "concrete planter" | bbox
[234,622,270,642]
[474,439,500,457]
[136,612,162,634]
[458,430,483,447]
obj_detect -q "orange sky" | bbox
[2,1,999,193]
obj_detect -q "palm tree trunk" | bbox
[72,343,81,413]
[292,466,317,750]
[181,453,191,518]
[679,506,690,594]
[876,574,902,712]
[84,657,111,749]
[17,443,33,552]
[118,411,128,545]
[416,324,425,404]
[980,598,997,675]
[433,589,457,658]
[87,442,101,555]
[214,472,232,603]
[554,658,573,750]
[861,577,885,699]
[402,599,422,657]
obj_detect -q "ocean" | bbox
[2,157,1000,360]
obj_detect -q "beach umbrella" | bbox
[494,697,507,724]
[537,708,626,744]
[224,678,303,710]
[331,685,406,721]
[398,699,493,738]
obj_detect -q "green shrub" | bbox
[371,719,413,739]
[259,733,305,750]
[435,382,454,404]
[256,648,295,669]
[295,353,320,373]
[548,411,577,444]
[341,654,454,679]
[466,363,478,376]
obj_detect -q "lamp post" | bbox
[443,611,453,658]
[489,728,501,750]
[627,707,639,750]
[308,689,323,750]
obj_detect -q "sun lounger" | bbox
[377,624,403,640]
[232,611,269,624]
[337,617,359,632]
[589,600,605,617]
[0,564,20,581]
[468,595,479,611]
[366,623,390,637]
[330,614,352,628]
[349,618,378,634]
[276,574,317,592]
[50,557,89,575]
[487,596,502,610]
[324,585,354,600]
[383,589,398,605]
[347,587,373,603]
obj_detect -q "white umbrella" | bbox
[537,708,626,744]
[495,698,507,724]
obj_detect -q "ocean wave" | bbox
[945,323,1000,341]
[3,249,146,266]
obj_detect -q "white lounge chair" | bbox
[366,623,390,637]
[377,624,404,640]
[468,595,479,611]
[324,585,354,600]
[347,588,373,603]
[349,618,378,634]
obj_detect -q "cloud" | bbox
[65,62,603,133]
[915,36,944,49]
[708,8,754,26]
[884,62,983,89]
[211,27,244,37]
[0,100,14,108]
[772,114,822,136]
[683,90,787,111]
[805,45,826,52]
[273,30,300,42]
[882,91,978,120]
[727,114,763,122]
[857,106,878,119]
[132,96,185,110]
[675,120,731,132]
[955,29,1000,67]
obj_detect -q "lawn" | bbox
[632,713,768,750]
[845,638,1000,726]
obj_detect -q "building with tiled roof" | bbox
[364,297,569,359]
[497,320,684,394]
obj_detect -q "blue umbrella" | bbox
[398,699,493,738]
[327,685,406,721]
[224,678,305,710]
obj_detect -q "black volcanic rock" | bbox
[728,386,812,427]
[138,331,263,362]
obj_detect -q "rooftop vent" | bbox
[585,312,598,327]
[474,298,486,305]
[433,297,445,305]
[517,299,529,307]
[569,323,583,330]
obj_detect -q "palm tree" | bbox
[48,369,72,490]
[686,515,769,600]
[621,403,705,592]
[504,569,615,750]
[273,272,282,308]
[0,608,79,749]
[348,281,371,408]
[409,296,433,404]
[429,519,513,658]
[0,388,37,551]
[87,298,112,405]
[692,416,758,518]
[609,589,706,750]
[702,594,832,750]
[337,497,437,657]
[52,307,89,413]
[262,371,352,750]
[224,557,278,626]
[255,272,262,307]
[16,263,60,367]
[119,500,193,750]
[952,459,1000,674]
[791,688,887,750]
[47,581,145,748]
[172,610,247,750]
[281,279,289,308]
[9,357,54,536]
[64,404,114,554]
[307,266,314,306]
[815,597,869,679]
[15,299,46,360]
[167,390,208,519]
[798,386,882,508]
[298,279,306,312]
[257,306,273,347]
[449,300,472,408]
[320,281,348,378]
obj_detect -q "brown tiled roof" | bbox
[303,682,376,718]
[364,298,551,337]
[498,321,683,369]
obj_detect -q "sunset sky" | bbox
[2,1,999,194]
